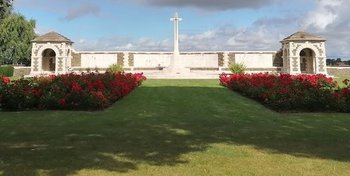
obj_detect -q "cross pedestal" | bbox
[166,13,190,74]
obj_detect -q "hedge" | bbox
[0,66,14,77]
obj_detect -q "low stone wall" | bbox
[71,67,133,73]
[190,67,219,71]
[221,67,282,73]
[327,67,350,77]
[76,51,276,71]
[13,67,31,77]
[134,67,163,71]
[71,67,108,73]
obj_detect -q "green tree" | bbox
[0,13,36,65]
[0,0,13,21]
[345,60,350,66]
[273,49,283,67]
[326,58,336,66]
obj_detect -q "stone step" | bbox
[142,72,221,79]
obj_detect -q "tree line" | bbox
[326,58,350,67]
[0,0,36,66]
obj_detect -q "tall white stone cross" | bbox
[170,12,182,54]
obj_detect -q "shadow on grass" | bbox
[0,83,349,175]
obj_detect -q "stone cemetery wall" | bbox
[73,51,277,73]
[235,52,275,68]
[79,52,118,69]
[327,67,350,77]
[133,53,172,69]
[180,53,219,69]
[234,52,279,73]
[13,66,31,77]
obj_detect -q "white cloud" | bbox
[301,0,350,57]
[301,0,342,31]
[74,37,172,51]
[15,0,350,58]
[74,23,289,52]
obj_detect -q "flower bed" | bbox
[220,73,350,112]
[0,72,146,111]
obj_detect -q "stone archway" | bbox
[31,32,74,76]
[281,31,327,75]
[299,48,315,74]
[42,49,56,72]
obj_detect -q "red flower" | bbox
[58,98,66,106]
[1,72,146,111]
[32,89,42,97]
[86,82,94,91]
[341,88,350,96]
[1,76,10,84]
[94,79,106,90]
[332,92,341,100]
[219,73,341,111]
[71,82,82,92]
[92,91,107,108]
[133,72,146,84]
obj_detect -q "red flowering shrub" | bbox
[0,76,10,105]
[220,73,350,112]
[0,72,146,111]
[331,79,350,112]
[1,76,10,84]
[0,78,43,110]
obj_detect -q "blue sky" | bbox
[13,0,350,58]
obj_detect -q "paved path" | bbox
[135,70,225,79]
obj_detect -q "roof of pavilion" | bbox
[32,31,73,44]
[281,31,325,42]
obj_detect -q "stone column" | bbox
[123,52,129,68]
[170,13,182,54]
[223,52,229,68]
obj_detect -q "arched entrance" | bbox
[299,48,315,74]
[42,49,56,72]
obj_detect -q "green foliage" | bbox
[0,78,40,110]
[0,80,350,175]
[0,13,36,65]
[0,0,13,21]
[0,72,146,111]
[108,64,124,73]
[220,73,350,112]
[273,49,283,67]
[0,65,13,76]
[228,63,246,75]
[327,58,350,66]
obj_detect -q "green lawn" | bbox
[335,77,350,87]
[0,79,349,176]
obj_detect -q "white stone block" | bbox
[235,53,273,68]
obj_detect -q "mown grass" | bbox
[0,79,349,176]
[335,76,350,87]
